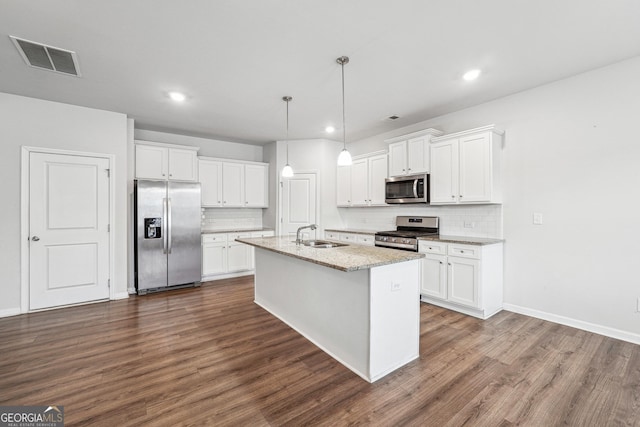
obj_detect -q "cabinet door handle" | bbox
[439,261,443,264]
[451,195,455,199]
[459,195,463,198]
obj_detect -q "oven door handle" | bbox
[413,179,419,198]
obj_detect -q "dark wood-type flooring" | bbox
[1,276,639,426]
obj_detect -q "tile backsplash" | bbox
[201,208,263,231]
[338,205,503,238]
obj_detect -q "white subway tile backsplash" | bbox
[339,205,502,238]
[201,208,263,231]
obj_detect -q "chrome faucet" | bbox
[296,224,317,244]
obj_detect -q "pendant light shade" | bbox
[281,163,293,178]
[281,96,294,178]
[336,56,352,166]
[337,148,352,166]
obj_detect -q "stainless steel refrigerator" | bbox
[134,180,202,294]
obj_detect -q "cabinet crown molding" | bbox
[198,156,268,167]
[431,125,504,142]
[135,140,200,151]
[352,150,388,161]
[384,128,443,144]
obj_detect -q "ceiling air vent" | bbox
[10,36,81,77]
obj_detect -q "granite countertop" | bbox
[324,228,378,235]
[418,235,504,245]
[236,236,424,272]
[202,228,274,234]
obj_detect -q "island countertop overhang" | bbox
[236,236,424,272]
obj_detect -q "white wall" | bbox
[351,56,640,341]
[0,93,129,315]
[134,129,263,162]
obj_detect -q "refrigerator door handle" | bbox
[167,198,172,254]
[163,197,168,254]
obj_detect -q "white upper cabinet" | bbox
[430,125,503,205]
[135,141,199,181]
[244,163,268,207]
[221,162,245,207]
[336,165,351,206]
[199,157,269,208]
[199,159,223,207]
[385,128,443,177]
[388,141,408,177]
[337,151,388,207]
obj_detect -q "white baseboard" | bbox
[113,292,129,300]
[202,270,254,282]
[0,307,22,318]
[503,303,640,346]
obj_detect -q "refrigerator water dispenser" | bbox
[144,218,162,239]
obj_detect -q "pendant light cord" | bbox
[286,97,290,163]
[341,59,346,150]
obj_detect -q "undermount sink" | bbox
[302,240,348,248]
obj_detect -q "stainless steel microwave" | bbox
[385,173,429,204]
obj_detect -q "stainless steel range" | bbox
[375,216,439,251]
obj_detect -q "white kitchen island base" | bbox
[254,247,421,383]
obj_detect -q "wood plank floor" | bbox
[1,276,639,426]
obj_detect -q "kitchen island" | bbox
[235,236,424,383]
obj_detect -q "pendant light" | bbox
[281,96,294,178]
[336,56,353,166]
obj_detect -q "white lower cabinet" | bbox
[202,231,275,280]
[419,240,503,319]
[202,234,228,276]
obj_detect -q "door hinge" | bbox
[280,217,283,223]
[108,279,111,288]
[105,168,110,177]
[107,224,110,232]
[280,181,283,188]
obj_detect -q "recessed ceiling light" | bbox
[169,91,186,102]
[325,126,335,133]
[463,69,481,81]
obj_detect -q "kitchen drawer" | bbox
[250,230,275,238]
[419,240,447,255]
[229,232,252,241]
[325,231,341,241]
[202,233,227,244]
[448,243,480,259]
[339,233,357,243]
[356,234,375,246]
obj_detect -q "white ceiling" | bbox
[2,1,640,145]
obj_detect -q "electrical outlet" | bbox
[464,221,475,228]
[391,282,401,292]
[533,213,543,225]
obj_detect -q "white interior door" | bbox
[29,152,111,310]
[281,173,317,241]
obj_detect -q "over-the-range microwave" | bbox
[385,173,429,204]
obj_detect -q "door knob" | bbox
[31,236,40,241]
